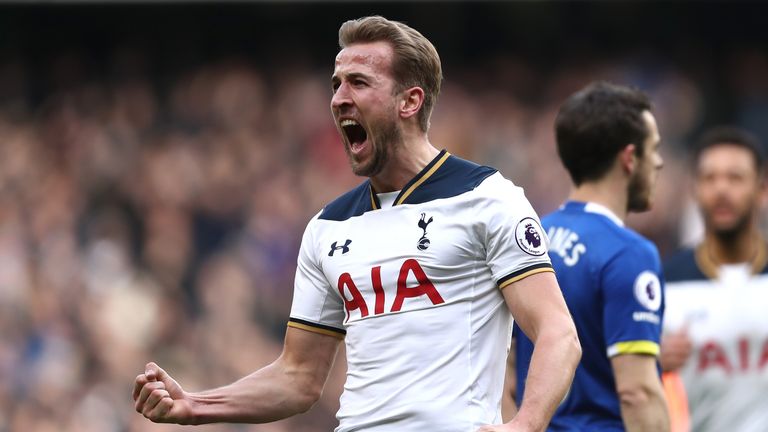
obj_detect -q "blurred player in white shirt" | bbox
[663,126,768,432]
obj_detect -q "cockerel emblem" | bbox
[417,213,433,251]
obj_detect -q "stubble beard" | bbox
[627,169,652,213]
[348,117,403,178]
[706,203,755,241]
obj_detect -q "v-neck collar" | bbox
[368,149,451,210]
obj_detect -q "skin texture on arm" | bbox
[478,271,581,432]
[501,338,518,423]
[611,354,670,432]
[133,327,342,425]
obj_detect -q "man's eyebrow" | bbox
[332,71,371,83]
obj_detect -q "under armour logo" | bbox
[417,213,433,251]
[329,239,352,256]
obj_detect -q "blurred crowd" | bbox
[0,39,767,431]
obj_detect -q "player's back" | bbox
[515,201,664,431]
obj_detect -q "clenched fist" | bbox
[133,362,194,424]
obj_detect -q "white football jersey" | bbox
[288,151,553,432]
[664,244,768,432]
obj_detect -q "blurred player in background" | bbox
[509,82,670,431]
[133,15,580,432]
[662,127,768,432]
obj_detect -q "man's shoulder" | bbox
[544,207,656,254]
[440,153,496,179]
[602,228,660,271]
[318,181,373,222]
[663,247,707,283]
[402,153,499,204]
[620,225,658,252]
[321,153,501,220]
[315,154,502,222]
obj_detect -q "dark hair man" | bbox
[510,82,669,431]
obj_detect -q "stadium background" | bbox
[0,2,766,431]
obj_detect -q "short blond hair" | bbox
[339,16,442,132]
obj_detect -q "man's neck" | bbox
[569,178,629,222]
[704,225,764,265]
[370,135,439,193]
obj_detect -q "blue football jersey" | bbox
[514,201,664,431]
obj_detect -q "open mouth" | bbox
[340,119,368,151]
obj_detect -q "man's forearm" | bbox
[133,328,340,425]
[188,360,324,425]
[514,326,581,430]
[619,382,670,432]
[612,353,670,432]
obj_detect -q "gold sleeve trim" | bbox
[287,322,345,339]
[498,267,555,290]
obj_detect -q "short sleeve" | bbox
[602,242,664,357]
[480,175,553,289]
[288,215,346,339]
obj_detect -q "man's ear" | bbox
[399,87,425,121]
[619,144,638,175]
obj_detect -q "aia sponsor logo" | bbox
[697,337,768,373]
[337,259,444,322]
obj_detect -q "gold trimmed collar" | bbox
[694,239,768,279]
[368,150,451,210]
[395,151,451,206]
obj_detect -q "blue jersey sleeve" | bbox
[601,241,664,358]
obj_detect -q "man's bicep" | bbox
[282,326,343,381]
[611,353,659,386]
[502,271,570,342]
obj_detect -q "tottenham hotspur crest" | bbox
[417,213,433,251]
